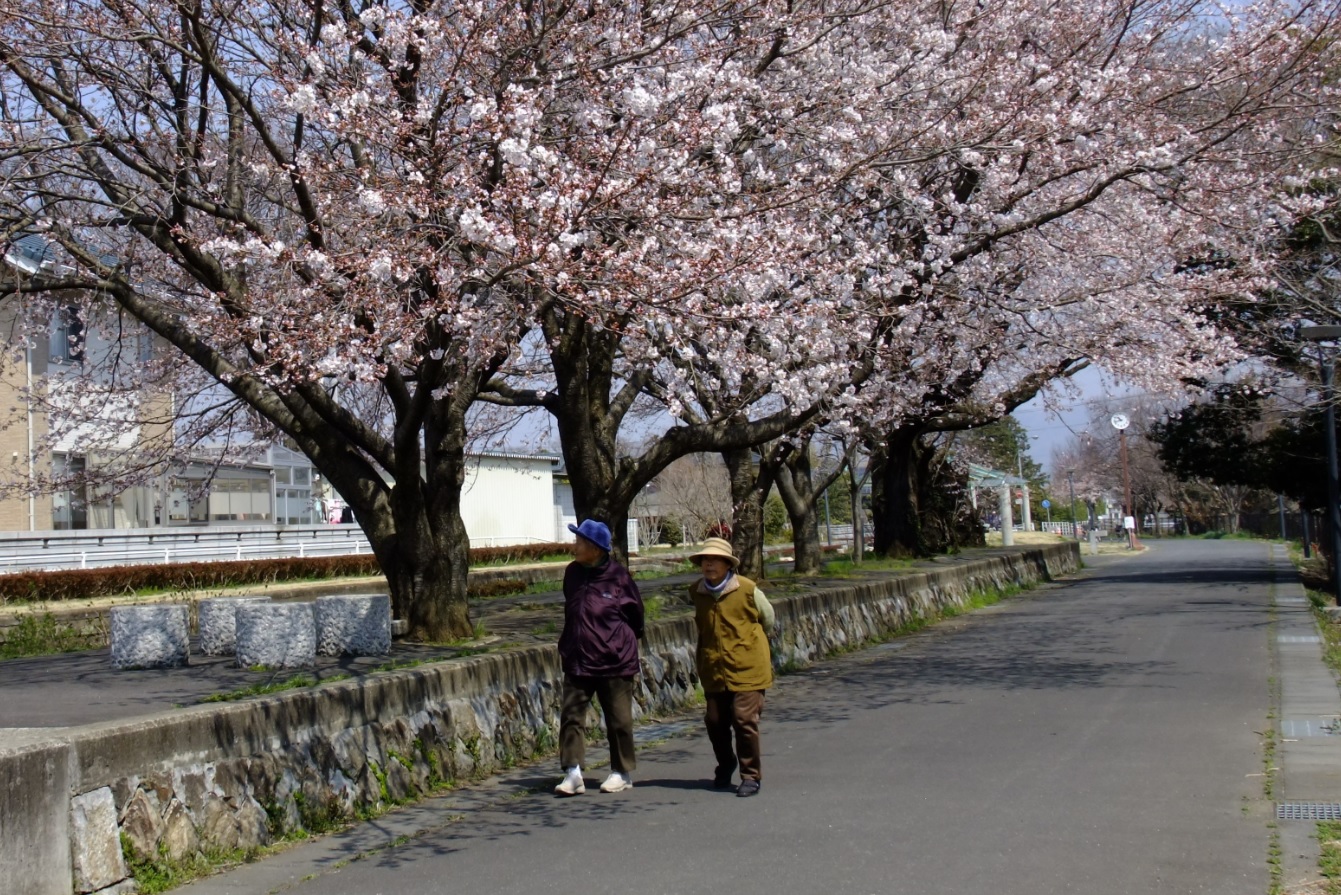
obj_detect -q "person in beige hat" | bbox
[687,536,775,797]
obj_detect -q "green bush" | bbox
[763,495,790,540]
[661,519,684,547]
[0,612,90,658]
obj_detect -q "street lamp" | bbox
[1112,413,1137,549]
[1301,325,1341,605]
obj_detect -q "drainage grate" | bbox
[1278,598,1309,606]
[1277,803,1341,821]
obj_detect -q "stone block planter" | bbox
[315,594,391,656]
[234,602,315,669]
[198,597,270,656]
[110,605,190,669]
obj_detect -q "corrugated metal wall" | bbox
[460,456,557,546]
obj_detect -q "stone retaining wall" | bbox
[0,544,1077,894]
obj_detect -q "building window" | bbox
[207,476,272,522]
[50,306,85,364]
[51,454,88,530]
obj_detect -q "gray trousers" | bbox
[559,675,637,774]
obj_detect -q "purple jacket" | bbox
[558,559,644,678]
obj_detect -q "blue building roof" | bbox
[4,232,120,274]
[5,233,60,272]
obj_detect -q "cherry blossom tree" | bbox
[488,0,1340,563]
[0,0,871,636]
[817,0,1341,555]
[1,0,1337,640]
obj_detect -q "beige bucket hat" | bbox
[688,537,738,568]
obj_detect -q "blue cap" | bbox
[568,519,612,553]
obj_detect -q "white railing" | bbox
[0,526,562,574]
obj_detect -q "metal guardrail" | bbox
[0,526,555,573]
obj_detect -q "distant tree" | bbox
[1148,383,1324,529]
[646,454,733,546]
[763,494,789,542]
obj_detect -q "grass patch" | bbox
[1318,822,1341,893]
[1306,588,1341,679]
[368,658,426,674]
[122,838,222,894]
[475,552,572,567]
[634,562,695,580]
[819,556,917,576]
[199,672,331,703]
[122,835,297,895]
[0,612,91,659]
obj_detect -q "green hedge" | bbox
[0,542,573,605]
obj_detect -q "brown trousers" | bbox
[559,675,637,774]
[704,690,765,782]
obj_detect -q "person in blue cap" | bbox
[554,519,645,795]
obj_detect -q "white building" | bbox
[459,452,565,547]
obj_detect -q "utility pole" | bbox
[1120,427,1136,548]
[1067,471,1078,540]
[1112,413,1137,549]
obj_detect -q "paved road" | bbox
[186,540,1278,895]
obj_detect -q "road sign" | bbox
[1041,500,1050,508]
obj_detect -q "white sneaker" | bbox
[555,767,585,796]
[599,771,632,793]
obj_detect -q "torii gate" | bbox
[967,463,1031,547]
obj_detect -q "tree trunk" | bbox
[375,495,472,641]
[326,389,477,641]
[559,445,635,561]
[850,448,867,564]
[538,312,823,564]
[770,447,825,574]
[724,446,769,579]
[870,426,926,557]
[543,319,636,560]
[789,505,824,574]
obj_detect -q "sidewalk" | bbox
[1273,542,1341,892]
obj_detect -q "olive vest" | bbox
[690,574,773,693]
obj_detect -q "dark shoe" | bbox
[736,779,761,797]
[713,761,737,790]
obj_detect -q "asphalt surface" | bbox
[179,538,1280,895]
